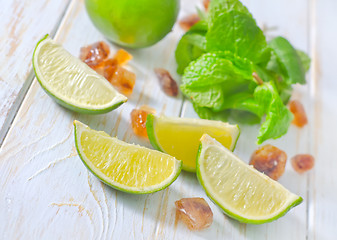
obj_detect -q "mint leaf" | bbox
[206,11,270,64]
[208,0,252,26]
[230,109,261,125]
[275,79,293,104]
[180,51,256,111]
[265,51,282,75]
[254,64,293,104]
[187,19,208,33]
[194,104,261,125]
[255,82,293,144]
[268,36,306,84]
[296,49,311,72]
[193,103,230,121]
[219,92,263,117]
[265,38,310,103]
[175,34,206,74]
[175,21,207,74]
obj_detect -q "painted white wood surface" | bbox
[1,0,336,239]
[307,0,337,239]
[0,0,70,139]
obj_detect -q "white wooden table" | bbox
[1,0,336,239]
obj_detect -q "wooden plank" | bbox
[180,0,311,239]
[0,0,70,141]
[308,0,337,239]
[0,0,184,239]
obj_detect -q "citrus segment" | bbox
[197,134,302,224]
[33,35,127,114]
[74,121,182,194]
[146,114,240,172]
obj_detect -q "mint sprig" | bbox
[175,0,310,144]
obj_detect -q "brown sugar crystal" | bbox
[130,106,156,138]
[80,41,110,68]
[179,14,201,31]
[154,68,178,97]
[289,100,308,127]
[203,0,210,10]
[175,198,213,230]
[112,49,133,66]
[79,42,137,96]
[102,58,118,80]
[291,154,315,174]
[108,66,136,96]
[250,144,287,180]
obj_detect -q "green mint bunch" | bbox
[175,0,310,144]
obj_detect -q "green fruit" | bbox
[197,134,303,224]
[85,0,180,48]
[32,35,127,114]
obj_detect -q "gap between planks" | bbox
[0,0,74,148]
[307,0,318,239]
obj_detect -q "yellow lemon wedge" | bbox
[146,114,240,172]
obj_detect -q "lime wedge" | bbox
[197,134,302,224]
[146,114,240,172]
[32,35,127,114]
[74,120,182,194]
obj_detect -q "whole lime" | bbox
[85,0,180,48]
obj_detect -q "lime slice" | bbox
[197,134,302,224]
[146,114,240,172]
[32,35,127,114]
[74,120,182,194]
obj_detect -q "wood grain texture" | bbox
[1,0,336,239]
[0,0,70,139]
[307,0,337,239]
